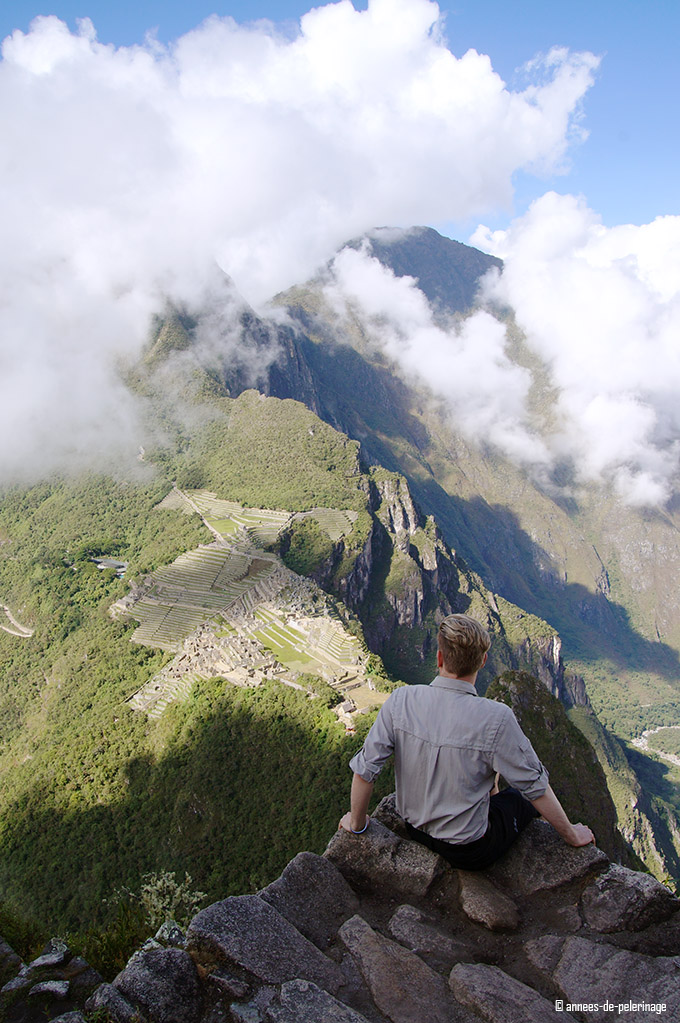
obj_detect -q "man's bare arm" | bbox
[339,774,374,833]
[530,785,595,846]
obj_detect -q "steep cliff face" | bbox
[301,466,580,699]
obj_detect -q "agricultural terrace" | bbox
[292,507,358,543]
[129,544,276,651]
[159,489,358,548]
[250,606,361,679]
[127,487,383,718]
[188,490,291,545]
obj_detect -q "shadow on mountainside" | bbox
[0,682,395,934]
[397,478,680,688]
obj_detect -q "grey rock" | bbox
[324,819,445,899]
[266,979,372,1022]
[51,1014,88,1023]
[25,949,69,972]
[114,947,201,1023]
[1,973,30,996]
[154,920,186,947]
[259,851,360,948]
[85,981,146,1023]
[4,946,71,994]
[339,914,476,1023]
[187,895,344,994]
[139,938,163,953]
[231,1004,264,1023]
[388,905,473,968]
[489,820,608,895]
[581,863,680,932]
[449,962,578,1022]
[41,937,70,954]
[525,934,680,1021]
[0,936,24,986]
[553,905,582,932]
[457,871,519,931]
[62,956,104,999]
[28,978,70,999]
[371,793,410,838]
[207,968,251,999]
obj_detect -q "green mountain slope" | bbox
[0,380,590,933]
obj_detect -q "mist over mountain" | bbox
[0,4,600,480]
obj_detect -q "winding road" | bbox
[0,602,34,637]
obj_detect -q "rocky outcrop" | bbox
[4,797,680,1023]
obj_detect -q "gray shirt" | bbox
[349,676,549,843]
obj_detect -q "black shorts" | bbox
[404,787,540,871]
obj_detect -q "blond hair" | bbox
[438,614,490,678]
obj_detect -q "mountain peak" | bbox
[345,225,502,315]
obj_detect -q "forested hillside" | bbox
[2,228,680,956]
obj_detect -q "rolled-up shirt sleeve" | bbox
[491,707,549,800]
[349,695,395,782]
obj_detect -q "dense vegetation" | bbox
[0,404,393,949]
[170,390,367,514]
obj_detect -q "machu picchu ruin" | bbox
[119,490,386,725]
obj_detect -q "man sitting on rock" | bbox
[340,613,594,869]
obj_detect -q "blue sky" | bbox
[1,0,678,231]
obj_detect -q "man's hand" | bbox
[339,811,369,833]
[530,786,596,848]
[566,822,595,847]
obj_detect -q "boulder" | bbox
[265,979,372,1022]
[449,962,578,1022]
[62,955,104,1000]
[259,851,360,948]
[206,967,251,1000]
[489,820,608,895]
[580,862,680,932]
[154,920,186,948]
[388,905,474,968]
[0,935,23,987]
[525,934,680,1021]
[187,895,344,994]
[113,947,202,1023]
[28,978,70,999]
[324,819,445,899]
[339,914,478,1023]
[457,872,520,931]
[371,793,411,838]
[85,982,143,1023]
[51,1015,88,1023]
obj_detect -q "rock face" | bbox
[2,800,680,1023]
[258,851,360,949]
[580,862,680,932]
[526,934,680,1022]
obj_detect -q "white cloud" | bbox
[473,194,680,505]
[325,245,549,465]
[0,1,598,478]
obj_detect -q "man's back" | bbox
[350,676,548,843]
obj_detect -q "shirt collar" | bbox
[430,676,478,696]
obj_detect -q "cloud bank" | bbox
[0,0,597,479]
[324,196,680,508]
[474,195,680,505]
[325,244,549,466]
